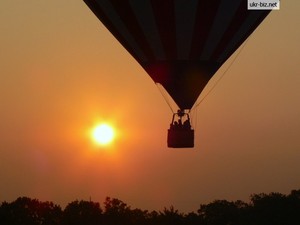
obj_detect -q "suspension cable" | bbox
[156,83,175,113]
[190,106,198,131]
[192,38,250,112]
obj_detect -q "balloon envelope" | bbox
[84,0,270,109]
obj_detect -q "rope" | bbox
[192,38,250,111]
[156,83,175,113]
[190,106,198,131]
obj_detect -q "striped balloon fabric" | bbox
[84,0,270,110]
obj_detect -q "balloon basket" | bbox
[167,129,194,148]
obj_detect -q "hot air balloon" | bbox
[83,0,271,148]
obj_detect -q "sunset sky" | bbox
[0,0,300,212]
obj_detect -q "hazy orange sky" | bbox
[0,1,300,212]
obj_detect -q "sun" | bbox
[92,123,115,146]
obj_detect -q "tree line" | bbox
[1,189,300,225]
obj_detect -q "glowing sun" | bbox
[92,123,115,146]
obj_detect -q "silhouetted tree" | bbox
[37,200,63,225]
[158,206,184,225]
[0,197,62,225]
[62,200,102,225]
[249,191,300,225]
[103,197,132,225]
[198,200,246,225]
[287,189,300,224]
[184,212,203,225]
[1,189,300,225]
[129,208,149,225]
[146,210,160,225]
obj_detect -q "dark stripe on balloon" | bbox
[129,0,166,60]
[217,10,271,64]
[109,0,155,61]
[85,0,147,62]
[175,0,198,60]
[210,1,251,61]
[189,0,222,60]
[200,0,243,60]
[151,0,177,60]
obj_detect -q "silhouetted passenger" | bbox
[178,119,183,129]
[183,118,191,130]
